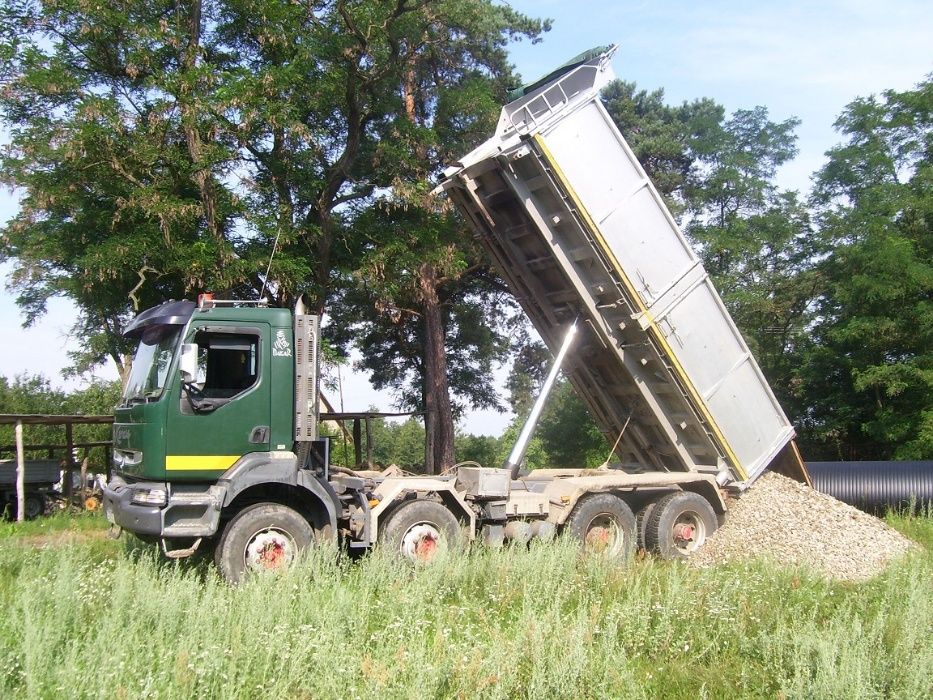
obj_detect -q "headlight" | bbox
[113,450,142,469]
[131,488,167,507]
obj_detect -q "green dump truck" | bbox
[102,47,807,583]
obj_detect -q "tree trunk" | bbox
[418,263,455,474]
[403,56,455,474]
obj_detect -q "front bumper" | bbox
[102,474,224,538]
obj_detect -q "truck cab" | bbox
[113,299,296,480]
[104,297,339,577]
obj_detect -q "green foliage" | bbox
[0,512,929,698]
[0,374,119,467]
[0,0,247,377]
[802,77,933,459]
[686,106,801,220]
[372,418,428,470]
[0,0,548,373]
[0,375,66,417]
[453,432,499,467]
[504,337,550,416]
[329,204,518,417]
[326,415,428,471]
[536,382,610,467]
[490,381,612,470]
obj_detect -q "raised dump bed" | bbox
[439,46,795,488]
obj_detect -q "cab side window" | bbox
[192,331,260,399]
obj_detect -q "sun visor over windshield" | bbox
[123,300,197,340]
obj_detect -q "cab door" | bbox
[165,322,272,479]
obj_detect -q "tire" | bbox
[564,493,636,561]
[644,491,717,560]
[379,499,461,564]
[214,503,314,584]
[635,501,657,550]
[23,493,46,520]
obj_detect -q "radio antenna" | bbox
[259,229,284,302]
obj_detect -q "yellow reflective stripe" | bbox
[531,134,747,480]
[165,455,240,471]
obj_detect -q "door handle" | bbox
[249,426,270,444]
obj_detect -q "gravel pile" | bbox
[691,472,919,581]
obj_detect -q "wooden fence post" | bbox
[352,418,362,467]
[15,420,25,523]
[80,455,89,510]
[64,422,74,507]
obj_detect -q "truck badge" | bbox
[272,330,292,357]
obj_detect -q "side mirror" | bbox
[179,343,198,383]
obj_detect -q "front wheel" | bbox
[564,493,636,561]
[215,503,314,584]
[644,492,718,559]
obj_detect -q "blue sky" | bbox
[507,0,932,193]
[1,0,931,433]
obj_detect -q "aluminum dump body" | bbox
[439,47,794,487]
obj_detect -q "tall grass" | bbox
[0,513,929,699]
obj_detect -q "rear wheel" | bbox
[565,493,636,561]
[644,492,717,559]
[215,503,314,584]
[379,500,460,564]
[635,501,657,550]
[23,492,46,520]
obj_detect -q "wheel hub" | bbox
[245,529,295,571]
[585,526,611,550]
[400,524,442,562]
[584,515,622,555]
[673,523,695,543]
[671,512,706,553]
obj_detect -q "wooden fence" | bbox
[0,414,114,521]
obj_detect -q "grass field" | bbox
[0,511,929,699]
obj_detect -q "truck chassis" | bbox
[105,459,725,583]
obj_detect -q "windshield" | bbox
[121,326,182,403]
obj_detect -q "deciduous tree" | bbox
[804,78,932,459]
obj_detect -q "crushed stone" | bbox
[690,472,919,581]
